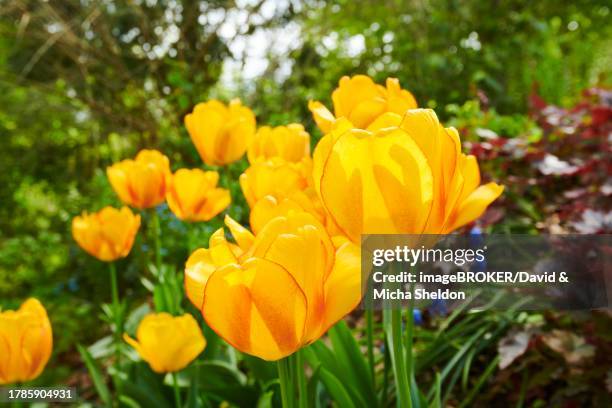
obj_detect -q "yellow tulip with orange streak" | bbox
[107,149,170,209]
[247,124,310,164]
[309,75,417,133]
[0,298,53,385]
[166,168,230,222]
[72,206,141,262]
[124,313,205,373]
[239,157,312,208]
[312,110,504,243]
[185,99,256,166]
[184,213,360,361]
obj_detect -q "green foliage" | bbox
[0,0,609,406]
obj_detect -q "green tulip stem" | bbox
[277,356,295,408]
[150,209,162,272]
[109,262,123,392]
[187,223,198,253]
[405,279,416,390]
[366,301,376,387]
[11,384,23,408]
[390,307,412,408]
[295,350,308,408]
[172,372,182,408]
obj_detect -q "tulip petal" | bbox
[332,75,381,119]
[198,188,231,221]
[170,315,206,372]
[185,249,217,309]
[348,98,386,129]
[224,215,255,251]
[385,77,418,114]
[186,101,227,165]
[125,313,205,373]
[202,259,308,361]
[0,299,52,384]
[308,101,336,134]
[457,155,481,204]
[319,237,361,337]
[209,228,239,266]
[399,109,446,230]
[318,128,434,241]
[0,332,8,384]
[106,164,135,206]
[366,112,403,131]
[448,183,504,231]
[19,299,52,381]
[249,212,334,341]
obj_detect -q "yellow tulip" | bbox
[249,189,330,235]
[247,124,310,164]
[0,298,53,385]
[107,149,170,209]
[124,313,205,373]
[72,206,141,262]
[166,168,230,222]
[239,157,312,208]
[309,75,417,133]
[312,110,504,243]
[184,213,360,361]
[185,99,256,166]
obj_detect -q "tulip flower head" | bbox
[249,189,326,235]
[312,110,504,243]
[239,157,313,208]
[72,206,141,262]
[247,123,311,164]
[0,298,53,385]
[124,313,206,373]
[185,99,256,166]
[185,213,360,361]
[107,149,171,209]
[309,75,417,133]
[166,168,231,222]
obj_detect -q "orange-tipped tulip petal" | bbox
[185,99,256,166]
[72,206,141,262]
[166,168,230,222]
[0,298,53,385]
[107,149,170,209]
[186,212,361,361]
[203,259,308,361]
[248,123,310,164]
[124,313,205,373]
[309,75,417,133]
[313,108,503,242]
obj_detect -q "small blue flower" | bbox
[413,308,423,325]
[428,298,448,316]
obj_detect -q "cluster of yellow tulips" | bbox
[2,74,502,407]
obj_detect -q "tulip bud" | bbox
[72,206,141,262]
[166,168,230,222]
[107,149,170,209]
[0,298,53,385]
[124,313,205,373]
[185,99,256,166]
